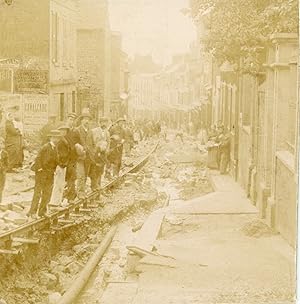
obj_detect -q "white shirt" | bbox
[92,127,110,151]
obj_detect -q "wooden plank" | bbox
[130,211,165,252]
[0,249,20,255]
[12,237,39,244]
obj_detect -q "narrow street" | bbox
[0,0,298,303]
[75,134,295,304]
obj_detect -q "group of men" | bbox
[28,112,127,219]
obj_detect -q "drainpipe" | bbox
[58,225,117,304]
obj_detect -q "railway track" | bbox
[0,141,159,255]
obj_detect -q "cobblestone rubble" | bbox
[0,139,156,234]
[0,139,157,303]
[0,135,211,304]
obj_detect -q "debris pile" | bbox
[241,220,278,238]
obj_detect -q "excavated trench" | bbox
[0,137,212,304]
[74,139,214,304]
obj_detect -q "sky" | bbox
[108,0,196,66]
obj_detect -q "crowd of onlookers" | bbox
[0,108,229,220]
[0,106,167,219]
[25,112,163,219]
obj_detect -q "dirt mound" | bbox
[241,220,278,238]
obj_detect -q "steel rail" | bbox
[0,141,159,248]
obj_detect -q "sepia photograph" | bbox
[0,0,298,303]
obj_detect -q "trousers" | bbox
[89,163,105,191]
[29,171,54,216]
[76,160,90,199]
[65,161,77,201]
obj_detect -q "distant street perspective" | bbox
[0,0,298,303]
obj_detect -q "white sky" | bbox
[108,0,196,66]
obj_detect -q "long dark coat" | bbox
[5,120,23,169]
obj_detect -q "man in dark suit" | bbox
[57,125,71,168]
[64,113,80,203]
[28,130,61,218]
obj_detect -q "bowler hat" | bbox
[80,112,92,119]
[47,130,62,137]
[58,124,70,130]
[67,112,77,119]
[116,117,126,123]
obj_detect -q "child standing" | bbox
[0,137,8,203]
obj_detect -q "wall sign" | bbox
[14,69,48,93]
[23,94,48,132]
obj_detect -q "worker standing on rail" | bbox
[48,124,71,207]
[74,112,92,199]
[0,137,8,204]
[28,130,62,218]
[88,117,110,190]
[107,118,126,177]
[64,113,79,203]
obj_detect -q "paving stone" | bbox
[3,210,27,225]
[11,204,24,212]
[0,203,9,212]
[57,255,73,266]
[64,261,82,275]
[49,260,65,275]
[39,271,58,290]
[48,292,61,304]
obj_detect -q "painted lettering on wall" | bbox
[23,94,48,132]
[14,69,48,93]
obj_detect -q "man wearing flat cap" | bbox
[28,130,62,218]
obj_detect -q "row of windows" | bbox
[51,11,76,68]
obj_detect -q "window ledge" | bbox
[276,150,295,173]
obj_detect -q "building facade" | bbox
[201,27,299,247]
[0,0,78,131]
[50,0,77,121]
[77,0,111,119]
[110,32,129,120]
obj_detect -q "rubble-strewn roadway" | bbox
[0,131,296,304]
